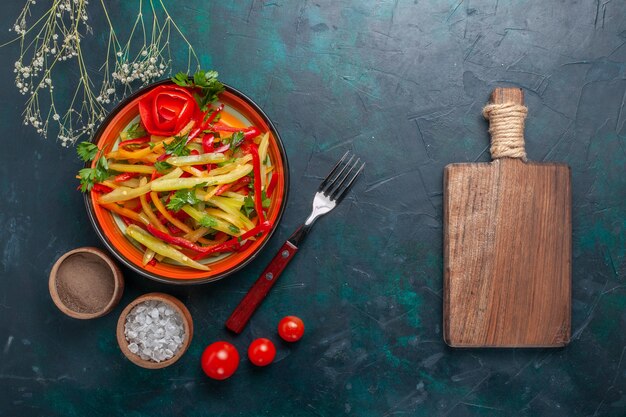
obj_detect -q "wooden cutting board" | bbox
[443,87,571,347]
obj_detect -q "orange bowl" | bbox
[84,80,289,284]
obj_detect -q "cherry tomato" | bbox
[278,316,305,342]
[200,341,240,380]
[248,338,276,367]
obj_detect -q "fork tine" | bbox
[321,153,354,194]
[328,157,359,197]
[332,162,365,202]
[318,151,349,193]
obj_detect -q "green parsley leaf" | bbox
[78,156,109,192]
[193,70,207,87]
[199,215,218,229]
[229,132,245,152]
[154,161,173,173]
[77,142,98,162]
[97,155,109,173]
[167,189,201,212]
[170,69,225,112]
[262,190,271,208]
[228,225,241,234]
[240,191,270,217]
[125,122,147,140]
[171,72,191,87]
[78,168,96,192]
[242,195,256,218]
[205,70,219,82]
[163,135,191,157]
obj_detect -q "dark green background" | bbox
[1,1,625,416]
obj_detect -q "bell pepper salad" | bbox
[76,70,275,271]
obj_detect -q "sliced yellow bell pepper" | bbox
[151,164,253,192]
[108,163,156,174]
[181,205,242,236]
[125,225,209,271]
[167,153,227,166]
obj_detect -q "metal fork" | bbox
[225,151,365,333]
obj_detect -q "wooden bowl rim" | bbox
[48,247,124,319]
[116,292,194,369]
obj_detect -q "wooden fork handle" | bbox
[225,241,298,334]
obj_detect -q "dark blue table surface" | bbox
[0,1,625,416]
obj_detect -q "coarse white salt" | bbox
[124,300,185,363]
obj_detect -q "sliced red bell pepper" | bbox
[173,208,190,221]
[146,224,208,253]
[92,183,114,194]
[209,124,237,132]
[114,172,140,182]
[213,232,227,241]
[210,123,255,133]
[187,113,207,142]
[205,127,261,155]
[187,127,203,142]
[192,221,272,260]
[188,104,224,141]
[148,258,157,266]
[150,171,162,181]
[236,239,254,253]
[157,213,182,235]
[266,173,278,197]
[202,134,215,154]
[214,183,232,196]
[120,215,135,227]
[205,104,224,125]
[230,176,251,193]
[243,127,261,140]
[213,143,230,153]
[119,136,150,148]
[243,143,265,223]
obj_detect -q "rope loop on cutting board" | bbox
[482,103,528,161]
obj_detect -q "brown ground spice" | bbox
[55,253,115,313]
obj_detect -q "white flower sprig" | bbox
[6,0,199,147]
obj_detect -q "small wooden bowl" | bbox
[116,293,193,369]
[49,247,124,319]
